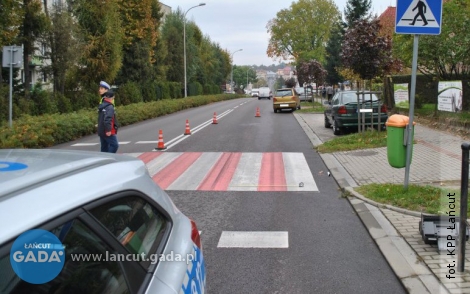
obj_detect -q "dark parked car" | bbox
[324,91,388,135]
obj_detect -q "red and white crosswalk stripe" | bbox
[130,152,318,192]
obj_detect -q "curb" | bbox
[294,112,448,294]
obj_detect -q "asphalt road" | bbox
[57,98,406,293]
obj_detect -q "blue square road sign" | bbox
[395,0,443,35]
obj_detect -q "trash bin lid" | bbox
[385,114,417,127]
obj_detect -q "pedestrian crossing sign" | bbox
[395,0,443,35]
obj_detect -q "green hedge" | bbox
[0,94,242,148]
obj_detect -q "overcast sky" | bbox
[164,0,394,66]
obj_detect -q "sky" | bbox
[164,0,394,66]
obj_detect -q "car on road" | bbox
[251,88,259,98]
[295,87,314,102]
[324,90,388,135]
[258,87,272,100]
[273,88,301,113]
[0,149,205,294]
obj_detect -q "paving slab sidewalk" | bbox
[295,112,470,294]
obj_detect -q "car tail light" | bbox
[191,219,202,249]
[381,105,387,113]
[273,97,277,102]
[338,106,347,114]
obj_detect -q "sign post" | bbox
[395,0,443,189]
[2,46,23,128]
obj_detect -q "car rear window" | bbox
[342,93,379,104]
[90,196,167,267]
[276,90,293,97]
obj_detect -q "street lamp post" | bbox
[184,3,206,98]
[230,49,242,92]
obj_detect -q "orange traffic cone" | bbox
[156,129,166,150]
[255,107,261,117]
[184,119,192,135]
[212,112,218,124]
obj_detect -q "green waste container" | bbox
[385,114,416,168]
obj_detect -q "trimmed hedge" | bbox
[0,94,242,148]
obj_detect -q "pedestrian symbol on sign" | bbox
[410,0,428,26]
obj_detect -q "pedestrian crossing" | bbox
[127,152,318,192]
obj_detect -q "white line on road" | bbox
[71,143,98,146]
[217,231,289,248]
[165,109,233,150]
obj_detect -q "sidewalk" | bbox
[295,112,470,294]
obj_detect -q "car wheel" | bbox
[258,97,260,100]
[324,115,331,128]
[274,108,277,113]
[298,104,301,110]
[333,119,341,135]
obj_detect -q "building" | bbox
[378,6,396,38]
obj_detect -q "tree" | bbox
[324,21,345,85]
[22,0,49,96]
[344,0,372,27]
[396,0,470,80]
[70,0,123,88]
[267,0,341,64]
[297,59,327,88]
[115,0,162,85]
[0,0,23,85]
[341,19,399,85]
[232,65,257,89]
[161,10,184,84]
[42,1,82,94]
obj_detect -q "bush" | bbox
[156,82,170,100]
[117,81,143,105]
[141,81,157,102]
[168,82,182,98]
[188,82,203,96]
[30,84,58,115]
[55,92,73,114]
[0,94,242,148]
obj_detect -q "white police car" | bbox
[0,149,205,294]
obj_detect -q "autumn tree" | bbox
[344,0,372,27]
[70,0,123,88]
[267,0,341,64]
[115,0,162,85]
[297,59,327,88]
[341,18,399,88]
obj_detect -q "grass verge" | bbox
[355,183,464,215]
[297,101,326,113]
[317,130,387,153]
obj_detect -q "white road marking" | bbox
[146,152,183,176]
[283,153,318,191]
[71,143,98,146]
[135,141,159,144]
[167,152,222,190]
[217,231,289,248]
[228,153,262,191]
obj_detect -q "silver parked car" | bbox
[0,149,205,294]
